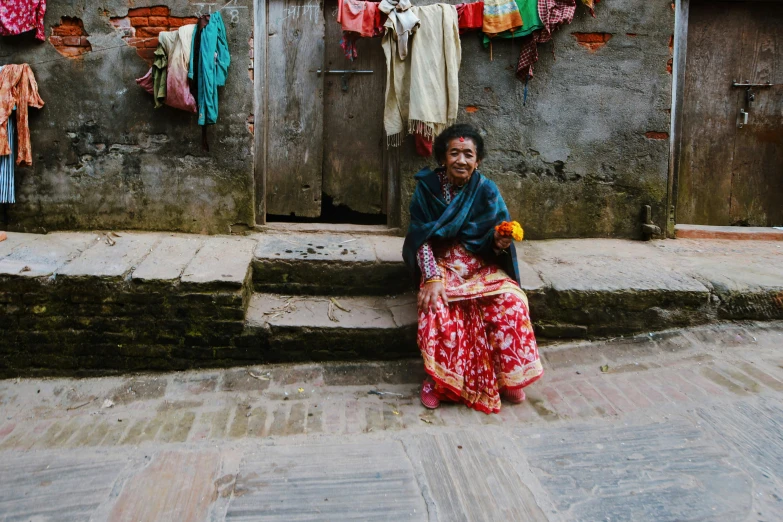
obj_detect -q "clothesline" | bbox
[5,42,134,67]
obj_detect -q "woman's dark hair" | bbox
[433,124,485,165]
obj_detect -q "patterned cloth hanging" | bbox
[0,0,47,41]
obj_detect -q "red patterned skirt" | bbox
[418,241,543,414]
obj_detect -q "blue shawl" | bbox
[402,167,521,286]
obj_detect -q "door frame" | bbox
[252,0,401,227]
[668,0,783,234]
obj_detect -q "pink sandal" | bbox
[502,387,526,404]
[420,380,440,409]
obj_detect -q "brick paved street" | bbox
[1,321,782,520]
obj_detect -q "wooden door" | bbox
[678,1,783,227]
[265,0,387,220]
[322,0,386,215]
[266,0,326,218]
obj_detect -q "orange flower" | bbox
[495,220,524,241]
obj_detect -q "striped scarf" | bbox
[482,0,523,36]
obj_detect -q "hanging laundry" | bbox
[582,0,600,17]
[338,0,384,38]
[0,64,44,167]
[482,0,543,46]
[152,44,168,109]
[189,12,230,151]
[136,25,198,113]
[338,0,385,61]
[190,17,206,102]
[516,0,577,80]
[455,2,484,35]
[380,0,419,61]
[0,66,15,204]
[482,0,523,37]
[159,24,197,113]
[414,133,433,157]
[0,0,47,41]
[383,3,460,146]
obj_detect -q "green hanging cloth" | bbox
[483,0,543,47]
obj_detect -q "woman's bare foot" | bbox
[502,387,526,404]
[420,380,440,409]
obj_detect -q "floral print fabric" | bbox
[0,1,47,41]
[418,241,543,413]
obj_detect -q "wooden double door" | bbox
[264,0,390,221]
[678,1,783,226]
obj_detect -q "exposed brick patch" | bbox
[645,131,669,140]
[110,7,198,63]
[465,106,479,113]
[666,58,673,74]
[248,34,254,82]
[50,17,92,58]
[247,114,254,135]
[626,33,637,38]
[669,34,674,53]
[572,32,612,52]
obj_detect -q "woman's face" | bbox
[444,137,480,186]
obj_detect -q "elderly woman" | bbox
[403,124,543,414]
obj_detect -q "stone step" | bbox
[675,224,783,241]
[252,233,411,296]
[240,293,418,362]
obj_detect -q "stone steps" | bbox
[252,233,410,296]
[2,230,783,375]
[240,293,418,363]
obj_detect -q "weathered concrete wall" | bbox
[0,0,254,234]
[399,1,674,239]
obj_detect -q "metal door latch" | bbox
[739,108,749,128]
[315,69,373,92]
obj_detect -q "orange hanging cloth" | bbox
[0,64,45,166]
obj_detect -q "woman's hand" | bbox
[418,281,449,313]
[494,229,513,251]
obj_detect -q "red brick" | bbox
[149,16,170,27]
[465,106,479,113]
[52,25,82,36]
[168,18,187,27]
[572,32,613,52]
[183,17,199,25]
[645,131,669,140]
[48,36,63,46]
[143,38,160,48]
[79,37,91,47]
[150,6,170,16]
[63,36,82,46]
[130,17,149,27]
[136,48,157,62]
[666,58,673,74]
[57,46,89,58]
[136,27,165,37]
[127,7,151,17]
[626,33,637,37]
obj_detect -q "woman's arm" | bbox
[417,242,448,312]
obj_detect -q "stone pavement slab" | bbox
[226,442,427,521]
[58,233,161,279]
[0,449,132,520]
[0,231,38,258]
[516,418,754,521]
[132,235,205,282]
[109,450,221,522]
[182,237,256,288]
[0,232,99,277]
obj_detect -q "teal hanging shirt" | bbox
[189,12,231,125]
